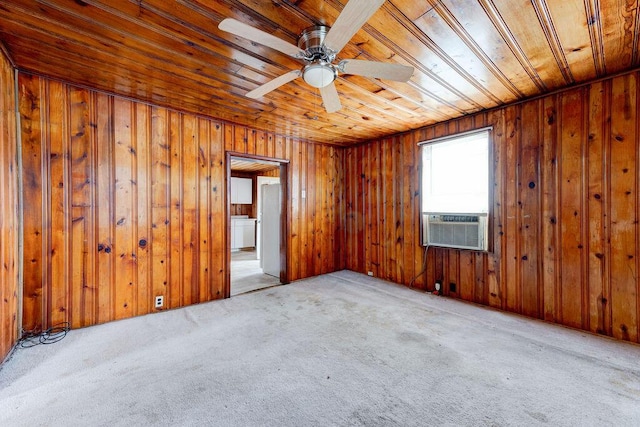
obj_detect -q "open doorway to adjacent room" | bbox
[227,154,288,296]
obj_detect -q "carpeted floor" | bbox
[1,270,639,426]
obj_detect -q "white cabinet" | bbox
[242,223,254,246]
[230,177,252,204]
[232,224,244,250]
[231,218,256,250]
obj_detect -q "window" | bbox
[420,128,491,251]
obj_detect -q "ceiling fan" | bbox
[218,0,414,113]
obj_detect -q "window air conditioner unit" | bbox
[422,213,487,251]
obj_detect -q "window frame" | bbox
[418,127,494,252]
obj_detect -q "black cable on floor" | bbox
[409,244,430,289]
[18,322,70,348]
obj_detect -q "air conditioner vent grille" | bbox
[429,222,479,248]
[422,213,487,251]
[440,215,478,222]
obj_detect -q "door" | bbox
[256,176,280,260]
[261,183,280,278]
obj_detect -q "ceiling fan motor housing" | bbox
[298,25,337,88]
[298,25,335,62]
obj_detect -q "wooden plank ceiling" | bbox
[230,157,280,173]
[0,0,638,145]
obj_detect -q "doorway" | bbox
[227,153,289,297]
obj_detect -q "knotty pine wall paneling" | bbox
[18,73,345,332]
[346,69,640,344]
[0,45,19,361]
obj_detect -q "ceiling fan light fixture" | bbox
[303,63,337,88]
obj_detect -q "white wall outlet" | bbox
[367,271,374,276]
[155,295,164,308]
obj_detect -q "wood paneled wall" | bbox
[17,66,640,345]
[346,70,640,344]
[0,45,19,361]
[18,72,345,332]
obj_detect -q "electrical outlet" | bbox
[367,271,374,276]
[154,295,164,308]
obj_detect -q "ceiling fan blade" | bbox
[339,59,414,82]
[320,82,342,113]
[323,0,386,54]
[219,18,303,58]
[246,70,301,99]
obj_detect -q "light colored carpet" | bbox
[1,270,639,426]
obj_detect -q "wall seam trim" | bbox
[14,68,24,339]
